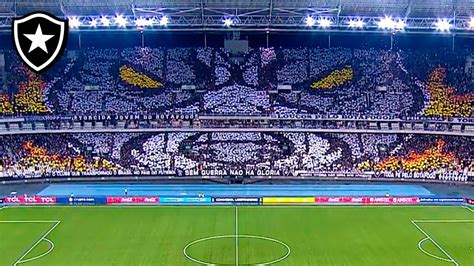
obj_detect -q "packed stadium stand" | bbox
[0,132,472,182]
[0,47,472,118]
[0,0,472,184]
[0,46,472,182]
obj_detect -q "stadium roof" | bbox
[0,0,473,34]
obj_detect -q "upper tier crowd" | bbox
[0,46,472,118]
[0,132,472,182]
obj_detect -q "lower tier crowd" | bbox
[0,133,471,182]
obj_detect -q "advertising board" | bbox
[212,197,261,205]
[263,197,315,204]
[106,197,159,205]
[159,197,211,204]
[4,196,57,205]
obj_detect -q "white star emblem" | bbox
[23,24,54,53]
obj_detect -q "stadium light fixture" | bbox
[395,19,407,30]
[135,17,147,27]
[434,19,452,32]
[378,17,406,30]
[468,17,474,29]
[378,17,394,29]
[69,17,81,28]
[159,16,169,26]
[89,19,98,27]
[115,15,127,27]
[223,18,233,27]
[348,19,365,28]
[305,16,316,27]
[318,18,332,28]
[148,17,157,26]
[100,16,111,27]
[135,17,154,27]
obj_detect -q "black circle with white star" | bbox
[15,17,62,68]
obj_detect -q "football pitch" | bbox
[0,206,473,266]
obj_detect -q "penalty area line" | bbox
[17,238,55,264]
[12,220,61,266]
[417,238,453,263]
[411,220,459,266]
[463,206,474,213]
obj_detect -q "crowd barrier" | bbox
[0,196,470,206]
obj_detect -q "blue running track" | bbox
[37,184,434,197]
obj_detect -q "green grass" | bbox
[0,206,473,265]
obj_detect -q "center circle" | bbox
[183,235,291,265]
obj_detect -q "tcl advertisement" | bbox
[4,196,57,205]
[467,198,474,205]
[106,197,159,205]
[314,197,420,205]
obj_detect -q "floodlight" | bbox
[135,18,146,27]
[378,17,405,30]
[468,17,474,29]
[89,19,98,27]
[348,19,364,28]
[69,17,81,28]
[318,18,332,28]
[223,18,233,27]
[434,19,452,32]
[115,15,127,27]
[159,16,169,26]
[305,16,316,27]
[135,17,154,27]
[378,17,395,29]
[395,19,406,30]
[100,16,111,26]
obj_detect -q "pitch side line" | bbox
[235,206,238,266]
[411,221,459,266]
[12,221,61,266]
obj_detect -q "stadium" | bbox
[0,0,473,265]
